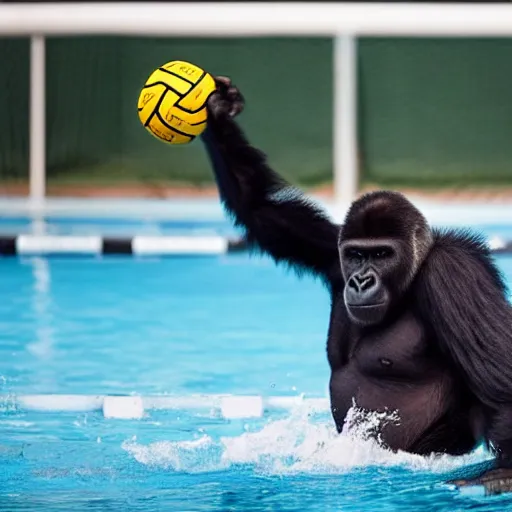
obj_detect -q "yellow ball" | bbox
[137,60,216,145]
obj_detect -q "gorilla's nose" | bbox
[348,272,376,293]
[346,271,382,305]
[350,273,376,292]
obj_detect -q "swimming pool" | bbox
[2,218,512,511]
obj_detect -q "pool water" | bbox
[0,215,241,237]
[2,241,512,510]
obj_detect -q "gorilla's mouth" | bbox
[346,302,388,326]
[347,302,386,308]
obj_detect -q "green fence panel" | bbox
[2,36,512,189]
[44,36,334,186]
[0,37,29,182]
[358,37,512,186]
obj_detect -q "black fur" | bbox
[200,78,340,282]
[200,78,512,491]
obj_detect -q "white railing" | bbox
[2,2,512,211]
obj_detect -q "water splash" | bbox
[123,435,227,473]
[122,402,492,476]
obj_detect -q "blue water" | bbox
[1,255,330,396]
[2,238,512,510]
[0,216,241,237]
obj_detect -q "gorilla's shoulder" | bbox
[432,227,492,255]
[424,227,508,295]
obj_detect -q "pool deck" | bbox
[0,194,510,227]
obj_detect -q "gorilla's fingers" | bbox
[227,86,244,102]
[214,76,232,90]
[207,93,229,119]
[226,86,244,117]
[207,79,244,119]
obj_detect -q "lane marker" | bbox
[0,234,510,256]
[0,235,246,256]
[2,393,330,419]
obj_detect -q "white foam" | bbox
[0,420,34,428]
[124,435,227,473]
[122,402,493,476]
[103,396,144,419]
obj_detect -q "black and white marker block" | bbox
[0,234,510,257]
[0,234,249,256]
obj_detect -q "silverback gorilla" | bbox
[200,76,512,494]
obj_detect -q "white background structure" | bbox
[2,2,512,212]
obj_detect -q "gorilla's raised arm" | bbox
[416,230,512,462]
[200,77,340,282]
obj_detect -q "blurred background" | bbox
[3,2,512,511]
[3,4,512,203]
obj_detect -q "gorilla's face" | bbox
[337,190,433,328]
[339,238,407,327]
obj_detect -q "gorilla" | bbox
[200,76,512,494]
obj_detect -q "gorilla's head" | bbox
[338,191,433,327]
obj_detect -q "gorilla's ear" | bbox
[416,229,512,407]
[410,223,434,275]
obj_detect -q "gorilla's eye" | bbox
[374,248,393,259]
[345,248,364,260]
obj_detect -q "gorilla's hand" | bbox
[207,76,245,120]
[450,468,512,496]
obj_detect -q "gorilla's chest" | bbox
[329,309,441,411]
[351,310,434,380]
[328,308,452,446]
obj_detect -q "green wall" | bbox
[358,38,512,186]
[43,36,334,185]
[0,38,29,181]
[2,36,512,188]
